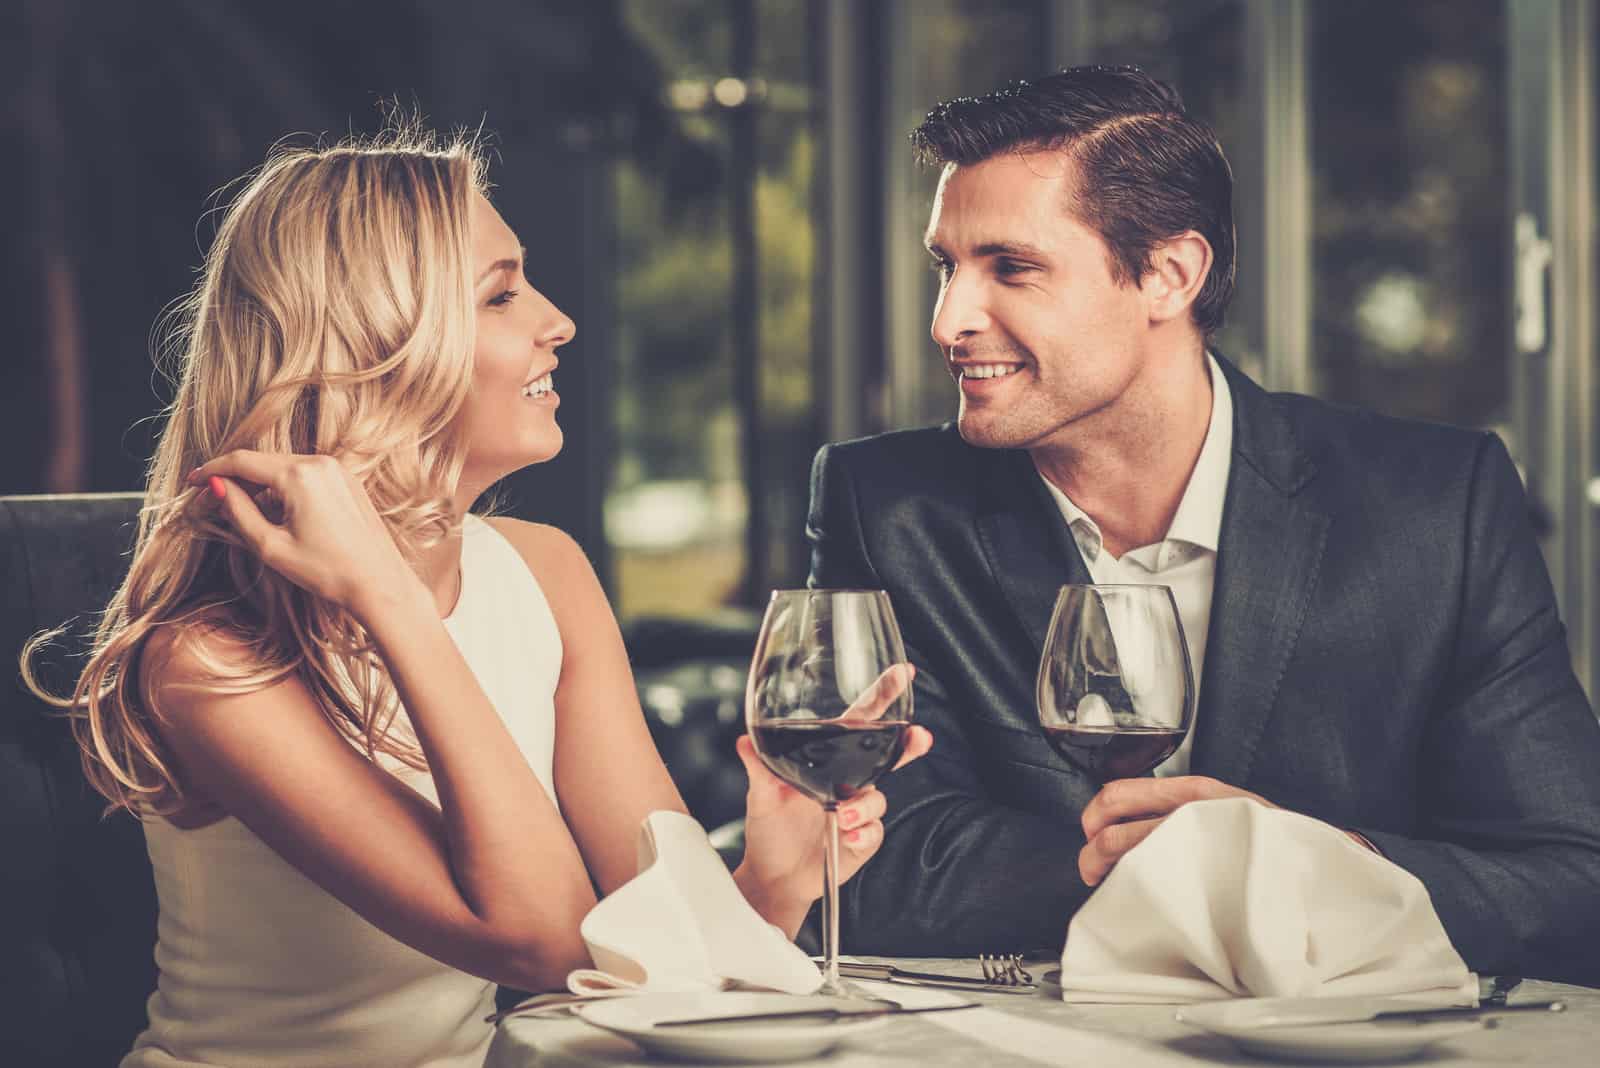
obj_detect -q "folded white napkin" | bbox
[1058,797,1478,1005]
[569,810,821,997]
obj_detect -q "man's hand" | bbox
[1078,776,1274,887]
[1078,775,1381,887]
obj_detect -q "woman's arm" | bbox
[490,518,930,938]
[489,518,688,894]
[159,453,598,991]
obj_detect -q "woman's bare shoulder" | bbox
[137,613,296,826]
[482,517,598,594]
[140,611,262,696]
[482,517,616,658]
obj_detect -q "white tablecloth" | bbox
[486,959,1600,1067]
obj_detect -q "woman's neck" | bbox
[417,504,469,619]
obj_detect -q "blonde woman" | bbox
[26,129,931,1067]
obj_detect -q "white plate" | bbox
[574,991,891,1063]
[1175,998,1485,1064]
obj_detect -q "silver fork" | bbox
[978,954,1033,986]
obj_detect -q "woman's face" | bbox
[458,192,575,487]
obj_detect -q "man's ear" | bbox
[1143,231,1213,325]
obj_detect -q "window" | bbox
[608,0,817,619]
[1309,0,1509,431]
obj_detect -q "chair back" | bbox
[0,493,156,1067]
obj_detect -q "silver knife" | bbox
[1218,1000,1567,1030]
[654,1002,981,1028]
[833,960,1038,994]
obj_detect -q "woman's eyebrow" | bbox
[475,246,527,286]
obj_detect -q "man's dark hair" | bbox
[911,65,1235,335]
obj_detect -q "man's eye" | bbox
[930,259,953,279]
[487,289,519,307]
[995,260,1032,277]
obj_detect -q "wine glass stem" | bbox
[819,802,844,995]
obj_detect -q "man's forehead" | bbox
[925,151,1078,247]
[939,149,1075,191]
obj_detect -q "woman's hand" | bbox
[186,451,423,622]
[731,664,933,938]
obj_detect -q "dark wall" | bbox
[0,0,699,568]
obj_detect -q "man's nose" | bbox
[930,271,989,349]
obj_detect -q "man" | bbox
[807,66,1600,983]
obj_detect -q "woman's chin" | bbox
[517,430,565,467]
[466,433,564,485]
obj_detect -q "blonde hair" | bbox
[22,126,489,815]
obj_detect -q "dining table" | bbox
[485,957,1600,1067]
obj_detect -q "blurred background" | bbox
[4,0,1598,705]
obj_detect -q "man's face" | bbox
[924,151,1152,451]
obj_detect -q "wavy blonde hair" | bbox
[22,126,489,816]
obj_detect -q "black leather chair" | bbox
[1,493,155,1068]
[1,493,760,1062]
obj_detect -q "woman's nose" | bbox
[534,293,576,348]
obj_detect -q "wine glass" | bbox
[745,589,915,996]
[1036,584,1195,780]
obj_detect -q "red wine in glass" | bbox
[750,721,909,804]
[1042,724,1186,780]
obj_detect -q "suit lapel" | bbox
[974,447,1090,657]
[1191,360,1330,785]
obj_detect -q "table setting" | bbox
[485,937,1594,1066]
[485,586,1599,1066]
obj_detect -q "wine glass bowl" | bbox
[749,714,909,805]
[1036,584,1195,780]
[745,589,914,996]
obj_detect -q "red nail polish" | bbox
[208,476,227,501]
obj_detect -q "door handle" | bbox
[1515,213,1553,355]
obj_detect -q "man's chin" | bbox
[956,411,1028,450]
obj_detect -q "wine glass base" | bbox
[815,974,879,1001]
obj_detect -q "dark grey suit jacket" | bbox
[806,356,1600,984]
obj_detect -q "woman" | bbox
[24,128,930,1067]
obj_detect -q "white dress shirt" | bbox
[1035,354,1233,776]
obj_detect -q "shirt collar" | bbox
[1164,352,1233,554]
[1035,352,1233,558]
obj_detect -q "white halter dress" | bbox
[123,515,561,1067]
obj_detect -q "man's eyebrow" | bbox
[475,246,527,286]
[972,240,1049,259]
[921,239,1050,260]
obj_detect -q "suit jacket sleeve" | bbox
[1357,435,1600,984]
[807,443,1091,955]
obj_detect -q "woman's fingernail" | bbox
[845,829,862,843]
[839,809,858,829]
[208,476,227,501]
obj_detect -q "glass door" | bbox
[1506,0,1597,697]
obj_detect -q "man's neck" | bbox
[1031,348,1214,560]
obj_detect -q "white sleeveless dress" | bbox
[123,515,562,1068]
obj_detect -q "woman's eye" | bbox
[487,289,519,307]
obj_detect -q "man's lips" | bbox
[950,361,1028,389]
